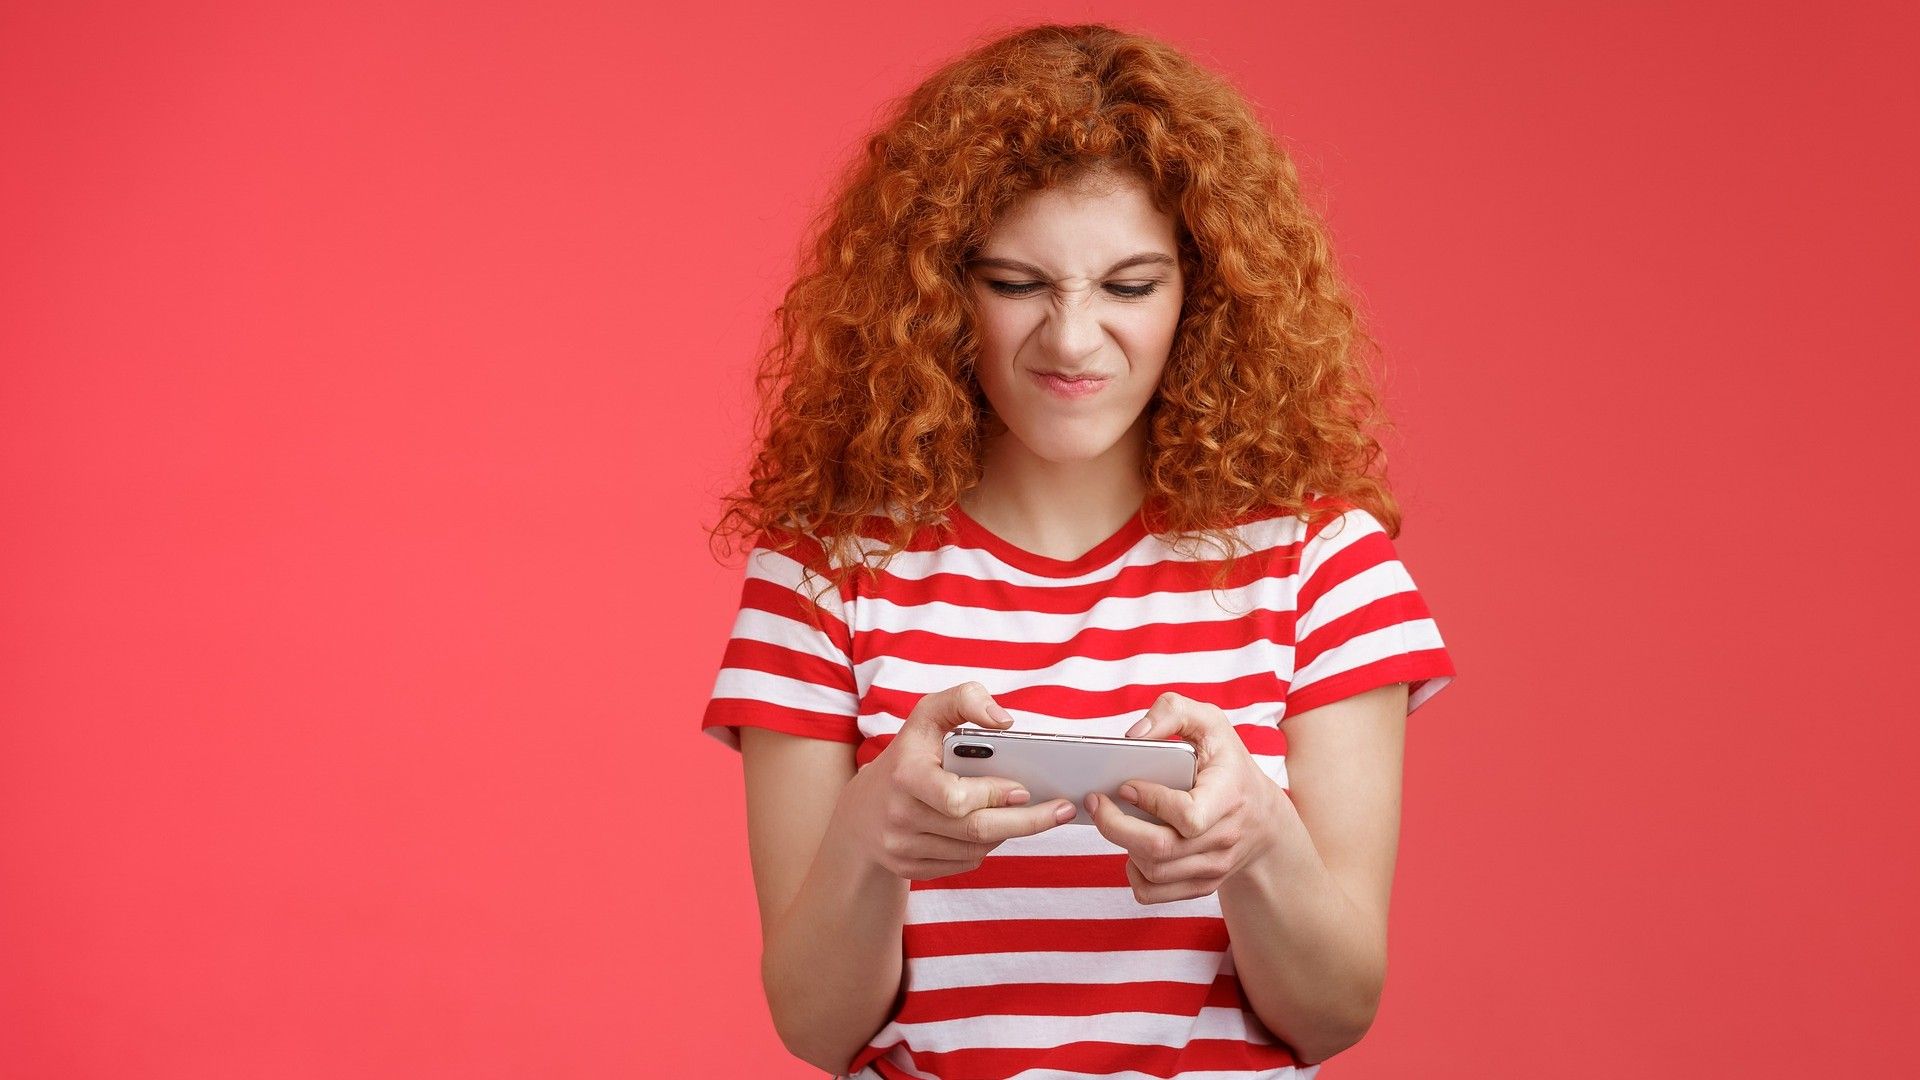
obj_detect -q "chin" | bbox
[1008,424,1123,463]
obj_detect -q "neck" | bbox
[960,411,1151,549]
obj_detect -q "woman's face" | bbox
[964,170,1185,465]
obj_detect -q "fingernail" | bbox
[1125,719,1149,737]
[1054,802,1076,822]
[1119,784,1139,803]
[1007,788,1031,805]
[992,705,1014,724]
[1085,793,1100,813]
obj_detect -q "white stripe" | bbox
[863,1066,1318,1080]
[726,604,851,662]
[994,1068,1318,1080]
[1294,508,1381,571]
[840,513,1310,587]
[850,1059,936,1080]
[1408,673,1454,713]
[709,666,857,716]
[874,1004,1274,1053]
[907,885,1222,924]
[864,582,1279,636]
[857,1059,936,1080]
[1290,617,1446,692]
[990,1060,1320,1068]
[903,948,1226,991]
[857,697,1289,741]
[745,544,853,618]
[1295,558,1416,639]
[956,824,1128,856]
[855,637,1278,695]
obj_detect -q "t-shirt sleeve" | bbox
[1284,505,1457,719]
[700,528,863,752]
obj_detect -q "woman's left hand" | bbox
[1084,691,1298,905]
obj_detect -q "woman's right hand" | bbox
[832,681,1077,881]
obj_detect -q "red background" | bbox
[3,2,1916,1076]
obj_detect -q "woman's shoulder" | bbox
[752,503,954,587]
[1193,494,1350,538]
[1174,495,1364,579]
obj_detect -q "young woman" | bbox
[700,23,1457,1080]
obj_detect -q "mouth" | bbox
[1033,370,1112,399]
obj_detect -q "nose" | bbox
[1036,287,1105,364]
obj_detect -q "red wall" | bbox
[2,2,1915,1076]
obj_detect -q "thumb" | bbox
[897,681,1016,755]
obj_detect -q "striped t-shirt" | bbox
[701,495,1457,1079]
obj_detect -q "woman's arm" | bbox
[736,685,1075,1073]
[739,726,905,1074]
[1217,681,1408,1064]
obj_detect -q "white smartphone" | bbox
[941,727,1197,827]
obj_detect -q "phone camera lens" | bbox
[955,743,993,759]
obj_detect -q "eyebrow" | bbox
[966,252,1177,278]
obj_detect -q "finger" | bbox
[1121,691,1187,740]
[898,762,1029,819]
[1116,778,1209,839]
[912,798,1080,845]
[1185,765,1251,840]
[895,830,992,863]
[1125,692,1242,763]
[895,858,981,881]
[893,681,1018,759]
[1130,845,1237,886]
[1084,791,1184,861]
[1124,853,1223,904]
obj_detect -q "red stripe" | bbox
[699,698,860,744]
[900,1036,1305,1078]
[751,527,859,594]
[894,972,1249,1024]
[911,853,1130,890]
[867,545,1293,611]
[862,669,1289,729]
[855,733,894,769]
[850,724,1278,762]
[854,971,1296,1077]
[1295,523,1390,616]
[903,915,1228,957]
[852,723,1280,775]
[737,575,853,655]
[861,606,1292,666]
[1294,588,1435,671]
[1298,496,1358,542]
[1284,649,1458,718]
[1237,724,1288,755]
[715,635,857,695]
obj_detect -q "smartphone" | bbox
[941,726,1197,827]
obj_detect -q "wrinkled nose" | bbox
[1036,289,1104,364]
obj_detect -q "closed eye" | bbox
[986,280,1162,299]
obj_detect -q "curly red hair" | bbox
[707,22,1410,609]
